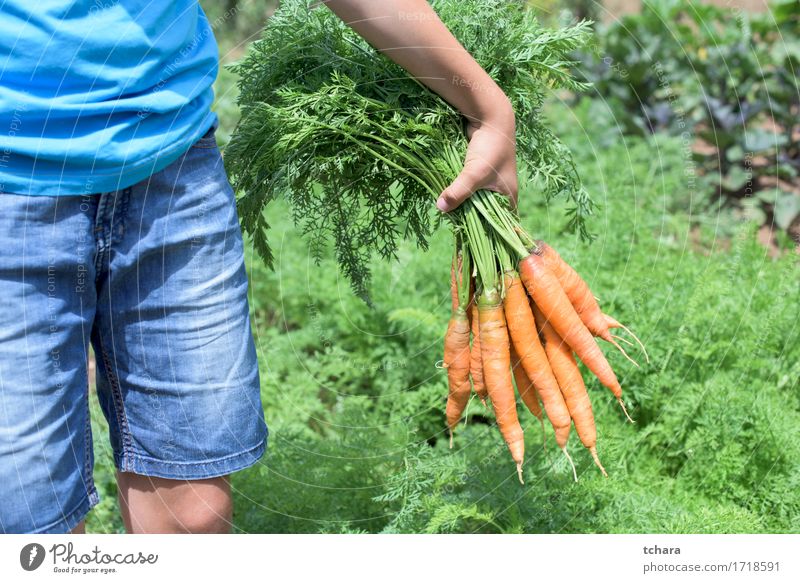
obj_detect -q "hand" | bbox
[437,105,518,213]
[323,0,520,212]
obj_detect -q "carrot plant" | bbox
[226,0,645,476]
[226,0,593,301]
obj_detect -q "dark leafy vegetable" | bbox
[574,0,800,237]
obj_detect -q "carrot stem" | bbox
[457,243,471,310]
[471,192,530,259]
[463,208,496,291]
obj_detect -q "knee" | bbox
[119,473,233,534]
[173,488,232,534]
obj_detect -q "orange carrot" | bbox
[449,258,461,308]
[519,253,633,422]
[538,241,596,317]
[444,314,471,435]
[502,272,571,449]
[536,309,607,477]
[539,241,647,364]
[469,301,488,404]
[510,343,547,451]
[444,260,471,443]
[510,344,541,421]
[479,291,524,483]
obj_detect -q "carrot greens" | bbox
[226,0,592,301]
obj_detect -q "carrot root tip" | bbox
[448,430,454,450]
[516,463,525,485]
[589,446,608,478]
[617,397,635,423]
[611,334,635,347]
[617,322,650,364]
[480,397,488,409]
[562,447,578,482]
[608,338,640,368]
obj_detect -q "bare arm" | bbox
[323,0,518,211]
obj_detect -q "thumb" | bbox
[437,169,480,212]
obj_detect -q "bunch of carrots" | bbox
[225,0,641,482]
[442,202,647,483]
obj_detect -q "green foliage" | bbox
[200,0,279,147]
[84,0,799,535]
[575,0,800,235]
[226,0,593,299]
[201,0,277,55]
[85,395,126,534]
[223,100,800,534]
[85,96,800,534]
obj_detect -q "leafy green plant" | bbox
[226,101,800,534]
[574,1,686,135]
[85,94,800,533]
[754,4,800,185]
[225,0,593,299]
[201,0,277,54]
[86,0,800,535]
[575,0,800,238]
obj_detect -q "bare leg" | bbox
[117,472,232,534]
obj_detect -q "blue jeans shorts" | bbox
[0,125,268,533]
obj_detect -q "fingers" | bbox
[495,178,519,209]
[437,167,481,212]
[437,161,518,212]
[481,166,518,208]
[437,119,518,213]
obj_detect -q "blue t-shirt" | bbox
[0,1,218,196]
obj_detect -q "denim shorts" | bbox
[0,124,268,533]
